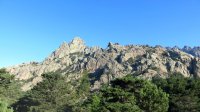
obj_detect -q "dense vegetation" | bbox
[77,76,169,112]
[0,69,200,112]
[152,74,200,112]
[0,69,23,112]
[13,72,74,112]
[12,72,90,112]
[0,100,13,112]
[0,69,23,105]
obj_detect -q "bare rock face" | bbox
[47,37,86,61]
[182,46,200,57]
[5,37,200,91]
[191,58,200,78]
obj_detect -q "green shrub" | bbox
[0,100,13,112]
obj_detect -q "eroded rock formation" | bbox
[5,37,200,91]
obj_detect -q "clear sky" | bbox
[0,0,200,67]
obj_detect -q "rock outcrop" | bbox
[5,37,200,91]
[182,46,200,58]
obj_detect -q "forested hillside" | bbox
[1,68,200,112]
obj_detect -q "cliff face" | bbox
[6,37,200,91]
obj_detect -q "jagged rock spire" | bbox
[69,37,86,53]
[70,37,85,46]
[48,37,86,59]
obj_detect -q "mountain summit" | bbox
[5,37,200,91]
[48,37,86,60]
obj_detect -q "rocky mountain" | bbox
[5,37,200,91]
[182,46,200,57]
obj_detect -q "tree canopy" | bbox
[1,70,200,112]
[78,76,169,112]
[153,74,200,112]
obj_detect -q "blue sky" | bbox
[0,0,200,67]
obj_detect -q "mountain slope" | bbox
[5,37,200,91]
